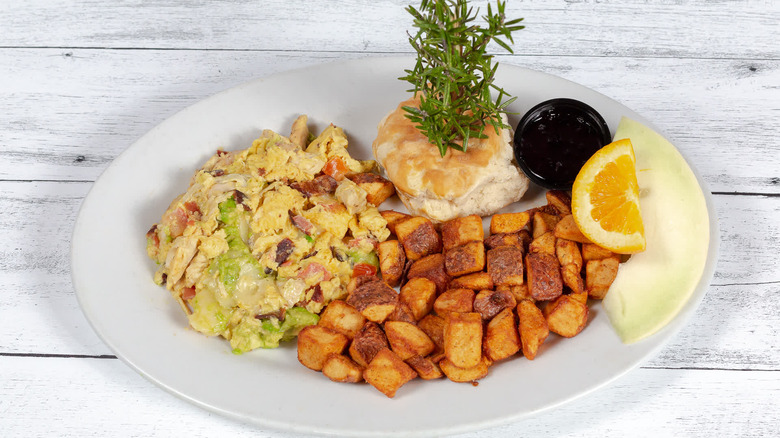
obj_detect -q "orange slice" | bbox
[571,138,645,253]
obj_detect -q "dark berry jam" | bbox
[514,98,611,190]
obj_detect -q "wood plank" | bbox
[1,180,778,370]
[1,355,778,437]
[0,0,777,59]
[0,49,778,193]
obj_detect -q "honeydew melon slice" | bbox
[603,117,710,344]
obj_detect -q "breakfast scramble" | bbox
[145,116,393,353]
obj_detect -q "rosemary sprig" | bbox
[399,0,524,157]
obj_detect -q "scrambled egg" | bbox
[146,117,388,353]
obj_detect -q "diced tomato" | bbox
[322,156,349,181]
[352,263,378,278]
[183,201,200,215]
[181,287,197,301]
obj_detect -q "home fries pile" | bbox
[298,190,622,398]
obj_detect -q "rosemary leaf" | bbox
[400,0,524,157]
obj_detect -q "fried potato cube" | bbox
[569,290,588,305]
[554,214,591,243]
[317,300,365,340]
[543,294,589,337]
[444,241,485,277]
[487,245,524,287]
[561,263,586,295]
[380,210,411,235]
[556,239,583,271]
[546,190,572,216]
[439,356,491,383]
[517,229,533,251]
[346,172,395,206]
[385,321,435,360]
[346,275,379,296]
[530,203,560,217]
[517,300,549,360]
[441,214,484,250]
[377,239,406,287]
[528,231,556,256]
[433,288,475,318]
[395,216,442,261]
[322,353,363,383]
[349,321,389,367]
[505,284,533,302]
[444,312,483,368]
[346,279,398,323]
[484,308,521,361]
[448,272,494,291]
[532,211,561,239]
[407,253,450,294]
[297,325,349,371]
[525,252,563,301]
[417,314,446,350]
[388,301,416,324]
[405,355,443,380]
[585,256,620,299]
[473,288,517,320]
[485,233,520,250]
[428,350,446,364]
[364,348,418,398]
[490,211,531,234]
[581,242,616,261]
[399,277,437,321]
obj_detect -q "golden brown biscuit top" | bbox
[373,97,503,199]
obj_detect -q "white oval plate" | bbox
[72,56,719,437]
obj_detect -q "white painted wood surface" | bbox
[1,1,778,437]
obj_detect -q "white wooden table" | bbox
[2,1,778,436]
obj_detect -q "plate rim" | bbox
[71,55,719,436]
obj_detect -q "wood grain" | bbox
[1,0,777,59]
[1,355,778,437]
[0,49,778,193]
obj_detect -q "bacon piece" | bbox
[233,190,250,210]
[331,246,347,262]
[311,285,324,303]
[290,175,338,197]
[289,210,315,235]
[255,309,286,320]
[275,238,295,264]
[146,225,160,247]
[298,262,332,282]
